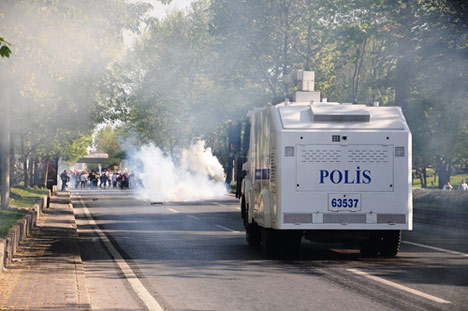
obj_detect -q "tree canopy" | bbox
[1,0,467,188]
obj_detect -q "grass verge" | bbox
[0,209,27,238]
[0,186,48,238]
[9,186,48,209]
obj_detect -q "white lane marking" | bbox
[166,205,242,233]
[402,241,468,258]
[187,215,201,220]
[77,197,164,311]
[346,268,451,304]
[215,224,242,234]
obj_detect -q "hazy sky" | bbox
[124,0,194,47]
[126,0,194,19]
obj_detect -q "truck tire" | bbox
[359,232,379,258]
[241,196,248,227]
[379,230,401,257]
[246,222,261,247]
[261,229,302,257]
[281,230,302,257]
[261,228,277,256]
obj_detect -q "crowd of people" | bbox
[60,169,141,190]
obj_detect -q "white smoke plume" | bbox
[127,140,227,202]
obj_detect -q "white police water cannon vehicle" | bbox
[239,70,412,257]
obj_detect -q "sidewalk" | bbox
[0,192,90,311]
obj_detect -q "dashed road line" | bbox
[346,268,451,304]
[167,207,241,233]
[187,215,201,220]
[402,241,468,257]
[215,224,242,234]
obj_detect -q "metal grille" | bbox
[347,149,389,163]
[284,213,313,224]
[323,213,366,224]
[270,151,276,186]
[377,214,406,224]
[300,149,342,163]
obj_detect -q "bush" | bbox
[413,188,468,212]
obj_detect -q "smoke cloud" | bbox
[127,140,227,202]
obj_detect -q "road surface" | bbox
[71,189,468,311]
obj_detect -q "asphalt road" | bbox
[71,189,468,311]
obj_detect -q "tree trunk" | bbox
[43,161,49,188]
[352,38,367,105]
[416,167,427,188]
[436,156,451,189]
[33,158,40,187]
[393,0,414,115]
[1,100,10,209]
[394,56,411,114]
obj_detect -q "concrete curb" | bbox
[0,190,50,273]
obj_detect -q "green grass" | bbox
[412,171,468,189]
[9,186,48,209]
[0,186,48,238]
[0,209,27,238]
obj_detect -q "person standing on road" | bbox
[60,170,69,191]
[100,172,107,188]
[80,171,88,189]
[112,172,118,188]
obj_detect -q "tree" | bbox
[0,0,147,186]
[94,125,124,168]
[95,0,468,181]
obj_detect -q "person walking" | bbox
[112,172,118,188]
[100,172,107,188]
[60,170,69,191]
[80,171,88,189]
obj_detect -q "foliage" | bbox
[1,0,467,182]
[96,0,468,175]
[94,125,124,168]
[0,36,11,58]
[0,0,148,186]
[413,188,468,213]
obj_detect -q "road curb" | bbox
[0,191,49,273]
[69,201,92,308]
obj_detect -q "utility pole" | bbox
[1,96,10,209]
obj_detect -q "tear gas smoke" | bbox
[126,140,227,202]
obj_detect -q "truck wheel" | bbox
[241,196,248,227]
[359,233,379,258]
[379,230,401,257]
[246,222,261,247]
[281,231,302,257]
[261,228,278,256]
[261,229,302,257]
